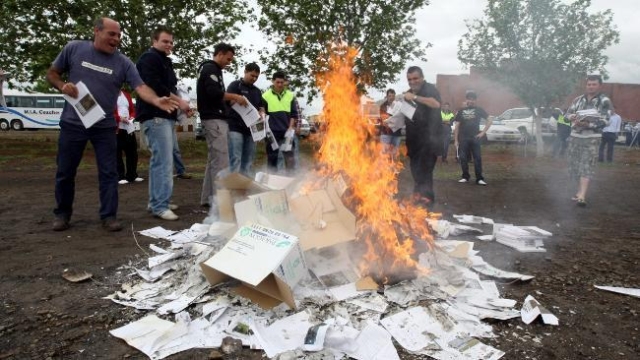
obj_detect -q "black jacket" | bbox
[227,79,265,135]
[196,60,228,120]
[405,82,443,157]
[135,47,178,122]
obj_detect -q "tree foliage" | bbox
[0,0,253,91]
[458,0,619,155]
[258,0,431,101]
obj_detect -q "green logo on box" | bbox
[240,227,251,236]
[275,240,291,248]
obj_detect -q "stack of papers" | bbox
[494,225,551,252]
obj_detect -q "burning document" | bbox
[63,81,105,128]
[521,295,559,325]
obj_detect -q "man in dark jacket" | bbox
[136,26,190,221]
[403,66,442,207]
[227,63,265,176]
[196,43,247,207]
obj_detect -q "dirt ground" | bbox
[0,131,638,360]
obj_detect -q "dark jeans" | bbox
[266,134,295,172]
[598,132,617,162]
[409,150,438,202]
[552,123,571,157]
[54,122,118,220]
[459,136,484,181]
[442,125,452,160]
[117,130,138,181]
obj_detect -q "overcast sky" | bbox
[230,0,637,114]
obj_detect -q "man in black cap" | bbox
[453,90,492,185]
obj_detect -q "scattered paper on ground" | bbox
[594,286,640,298]
[521,295,559,325]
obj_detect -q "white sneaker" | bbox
[458,178,468,183]
[147,203,179,212]
[477,179,487,186]
[118,179,129,185]
[134,177,144,182]
[155,209,179,221]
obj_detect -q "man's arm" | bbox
[404,92,440,108]
[453,113,461,146]
[477,109,492,138]
[46,66,78,98]
[135,84,179,113]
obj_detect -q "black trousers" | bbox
[552,124,571,157]
[598,132,617,162]
[442,125,452,160]
[409,150,438,202]
[117,130,139,181]
[459,137,484,181]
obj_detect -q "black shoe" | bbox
[102,217,123,232]
[52,217,70,231]
[176,173,192,179]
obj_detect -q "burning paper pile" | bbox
[104,45,557,360]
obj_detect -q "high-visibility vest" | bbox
[441,111,455,123]
[262,89,294,112]
[557,113,570,126]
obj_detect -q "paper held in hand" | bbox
[63,81,105,128]
[232,96,261,127]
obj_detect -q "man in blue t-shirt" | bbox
[46,17,178,232]
[453,91,492,185]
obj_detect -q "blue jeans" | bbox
[143,118,175,214]
[172,128,186,175]
[459,136,484,181]
[228,130,256,176]
[54,122,118,220]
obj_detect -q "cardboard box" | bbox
[200,223,307,309]
[288,180,357,251]
[216,173,298,224]
[215,173,273,223]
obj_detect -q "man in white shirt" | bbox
[598,108,621,162]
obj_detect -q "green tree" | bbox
[458,0,619,156]
[257,0,431,101]
[0,0,253,91]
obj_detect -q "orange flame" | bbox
[315,45,436,281]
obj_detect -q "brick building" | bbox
[436,67,640,122]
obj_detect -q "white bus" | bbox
[0,89,64,131]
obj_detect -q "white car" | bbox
[483,119,522,142]
[299,118,311,138]
[494,107,559,137]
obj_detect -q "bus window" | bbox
[54,98,66,108]
[36,97,53,108]
[5,96,16,107]
[17,96,35,107]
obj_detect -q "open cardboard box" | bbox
[200,223,307,309]
[288,179,357,251]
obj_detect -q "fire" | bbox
[315,45,436,283]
